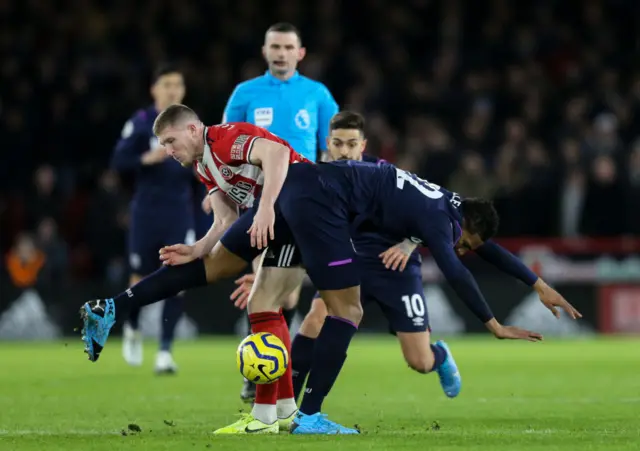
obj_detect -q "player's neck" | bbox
[269,69,296,81]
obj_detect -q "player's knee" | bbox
[333,301,363,325]
[404,351,435,374]
[319,286,363,325]
[204,244,248,283]
[299,310,325,338]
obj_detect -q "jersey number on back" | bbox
[395,169,443,199]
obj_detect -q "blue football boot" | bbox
[435,340,461,398]
[290,412,360,435]
[80,299,116,362]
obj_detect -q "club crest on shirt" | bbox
[254,107,273,127]
[295,109,310,129]
[219,165,234,180]
[231,135,249,160]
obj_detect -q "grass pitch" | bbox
[0,336,638,450]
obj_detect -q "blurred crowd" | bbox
[2,0,640,284]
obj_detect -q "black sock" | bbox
[282,307,296,328]
[290,334,316,401]
[160,296,184,352]
[111,260,207,319]
[128,305,141,330]
[299,316,357,415]
[430,343,447,371]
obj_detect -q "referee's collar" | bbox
[264,70,300,85]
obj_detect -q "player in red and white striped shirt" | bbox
[153,106,314,432]
[80,104,308,431]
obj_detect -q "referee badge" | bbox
[295,109,310,129]
[254,108,273,127]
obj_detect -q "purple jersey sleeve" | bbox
[420,213,495,323]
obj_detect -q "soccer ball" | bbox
[236,332,288,384]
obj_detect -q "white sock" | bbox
[251,403,277,425]
[276,398,298,419]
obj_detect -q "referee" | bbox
[222,22,338,403]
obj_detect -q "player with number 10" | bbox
[231,112,581,424]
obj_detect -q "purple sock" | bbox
[112,260,206,319]
[299,316,357,415]
[291,334,316,401]
[430,343,447,371]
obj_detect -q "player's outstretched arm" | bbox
[246,139,292,249]
[159,191,238,266]
[423,219,542,341]
[475,240,582,319]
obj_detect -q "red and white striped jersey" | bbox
[194,123,310,209]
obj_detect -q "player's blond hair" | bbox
[152,104,199,136]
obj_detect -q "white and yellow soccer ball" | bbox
[236,332,289,384]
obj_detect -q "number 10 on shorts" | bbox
[401,294,425,318]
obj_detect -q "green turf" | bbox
[0,336,639,450]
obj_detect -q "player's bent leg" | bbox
[122,273,144,367]
[396,331,461,397]
[240,256,266,404]
[298,297,328,339]
[291,297,327,401]
[245,262,306,431]
[292,287,361,435]
[81,244,250,362]
[397,331,435,373]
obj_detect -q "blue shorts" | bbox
[360,263,429,333]
[313,263,428,333]
[128,211,195,275]
[276,164,358,291]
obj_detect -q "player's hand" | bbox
[159,244,198,266]
[534,279,582,320]
[141,147,169,165]
[201,196,212,215]
[494,325,543,342]
[379,240,417,271]
[248,205,275,249]
[486,319,543,342]
[230,274,256,310]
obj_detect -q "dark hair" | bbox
[265,22,302,43]
[330,111,365,134]
[152,104,199,135]
[461,198,499,241]
[152,63,182,84]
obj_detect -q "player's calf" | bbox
[397,331,436,374]
[298,287,361,417]
[291,297,327,400]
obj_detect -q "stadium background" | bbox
[2,0,640,338]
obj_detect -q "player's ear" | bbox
[361,139,368,152]
[298,47,306,62]
[325,136,330,149]
[261,45,267,60]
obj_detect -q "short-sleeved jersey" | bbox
[194,122,310,209]
[222,72,338,162]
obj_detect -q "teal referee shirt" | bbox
[222,71,338,162]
